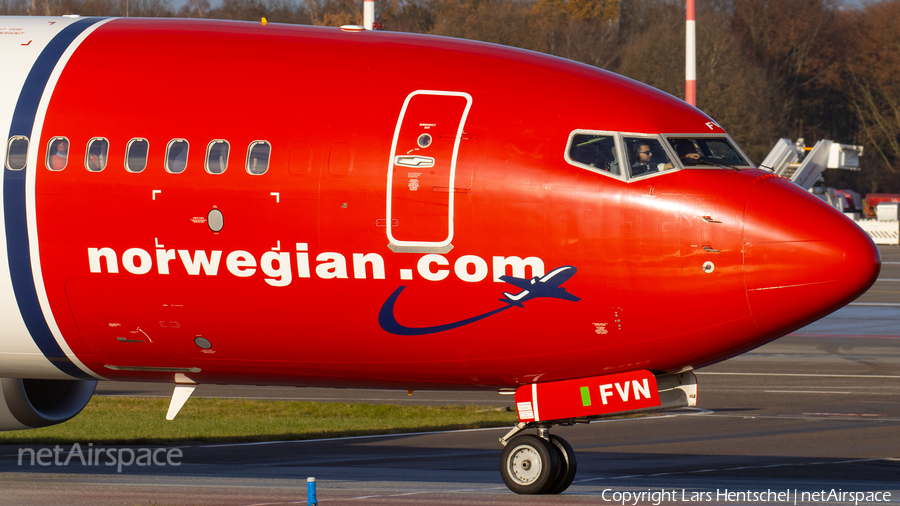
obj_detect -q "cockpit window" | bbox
[665,136,751,168]
[624,137,676,178]
[566,132,621,177]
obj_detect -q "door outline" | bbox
[386,90,473,250]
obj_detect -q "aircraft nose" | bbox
[743,177,881,334]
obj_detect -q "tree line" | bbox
[3,0,899,194]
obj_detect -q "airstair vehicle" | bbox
[760,138,899,245]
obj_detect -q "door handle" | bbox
[394,156,435,168]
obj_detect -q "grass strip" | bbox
[0,396,517,445]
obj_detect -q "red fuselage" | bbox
[1,17,880,390]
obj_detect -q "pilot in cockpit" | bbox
[630,140,673,176]
[675,140,702,166]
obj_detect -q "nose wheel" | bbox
[546,434,578,493]
[499,431,577,494]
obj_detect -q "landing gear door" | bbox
[387,91,472,251]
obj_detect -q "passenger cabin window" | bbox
[85,137,109,172]
[126,138,149,173]
[567,133,620,176]
[246,141,270,175]
[6,136,28,171]
[166,139,189,173]
[666,137,751,168]
[46,137,69,171]
[206,140,229,174]
[625,137,675,178]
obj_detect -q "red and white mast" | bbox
[364,0,374,30]
[685,0,696,106]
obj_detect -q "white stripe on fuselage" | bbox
[26,17,114,380]
[0,17,107,379]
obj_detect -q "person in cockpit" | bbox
[675,140,702,166]
[630,141,673,176]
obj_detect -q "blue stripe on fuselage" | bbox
[5,18,104,379]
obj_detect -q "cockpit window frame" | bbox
[620,132,680,181]
[564,130,627,182]
[565,130,755,181]
[661,133,756,169]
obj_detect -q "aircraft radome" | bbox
[0,15,881,494]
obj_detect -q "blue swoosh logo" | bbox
[378,265,580,336]
[378,286,515,336]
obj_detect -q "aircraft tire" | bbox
[499,434,560,494]
[544,434,577,494]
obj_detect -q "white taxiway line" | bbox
[764,390,855,394]
[697,372,900,379]
[572,457,892,484]
[244,502,307,506]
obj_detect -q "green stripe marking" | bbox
[580,386,591,406]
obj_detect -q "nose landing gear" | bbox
[499,424,578,494]
[496,370,697,494]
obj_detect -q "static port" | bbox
[194,336,212,349]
